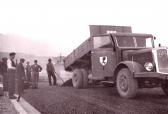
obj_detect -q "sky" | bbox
[0,0,168,56]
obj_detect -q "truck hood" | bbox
[122,48,153,61]
[122,47,168,73]
[122,48,154,72]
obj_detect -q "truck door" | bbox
[91,36,116,80]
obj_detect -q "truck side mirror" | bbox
[154,36,156,40]
[159,43,161,47]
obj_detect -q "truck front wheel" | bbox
[161,82,168,96]
[116,68,138,98]
[72,69,83,88]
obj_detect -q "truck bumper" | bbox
[134,72,168,80]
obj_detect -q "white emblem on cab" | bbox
[99,56,108,66]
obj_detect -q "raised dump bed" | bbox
[64,38,93,71]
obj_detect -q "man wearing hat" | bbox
[31,60,42,89]
[7,52,17,99]
[16,58,26,101]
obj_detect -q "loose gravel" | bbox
[23,82,168,114]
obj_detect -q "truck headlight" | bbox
[144,62,153,71]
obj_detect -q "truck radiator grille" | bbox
[157,49,168,73]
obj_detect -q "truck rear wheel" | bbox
[81,69,88,88]
[116,68,138,98]
[72,69,83,88]
[161,82,168,96]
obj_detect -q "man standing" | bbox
[25,61,31,83]
[16,58,26,101]
[46,58,57,86]
[31,60,42,89]
[0,57,8,97]
[7,52,16,99]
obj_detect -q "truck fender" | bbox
[114,61,144,79]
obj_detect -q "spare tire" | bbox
[72,69,83,88]
[81,69,88,88]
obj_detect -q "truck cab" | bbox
[64,26,168,98]
[91,33,168,98]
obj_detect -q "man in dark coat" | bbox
[31,60,42,89]
[16,58,26,102]
[7,52,17,99]
[46,58,57,86]
[0,57,8,97]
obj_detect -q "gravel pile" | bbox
[23,82,168,114]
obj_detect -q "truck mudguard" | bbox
[114,61,144,77]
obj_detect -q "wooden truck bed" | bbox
[64,38,93,70]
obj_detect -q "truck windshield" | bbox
[116,36,153,48]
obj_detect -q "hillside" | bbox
[0,33,59,56]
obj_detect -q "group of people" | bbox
[0,52,57,101]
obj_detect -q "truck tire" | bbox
[72,69,83,88]
[81,69,88,88]
[161,82,168,96]
[116,68,138,98]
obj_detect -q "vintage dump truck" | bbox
[64,25,168,98]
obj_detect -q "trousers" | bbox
[32,72,39,88]
[2,73,8,91]
[7,69,15,96]
[17,79,24,94]
[47,71,57,85]
[26,71,31,82]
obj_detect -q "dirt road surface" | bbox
[23,81,168,114]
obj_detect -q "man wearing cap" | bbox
[7,52,16,99]
[31,60,42,89]
[16,58,26,101]
[46,58,57,86]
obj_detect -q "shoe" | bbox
[9,95,17,99]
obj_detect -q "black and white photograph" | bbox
[0,0,168,114]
